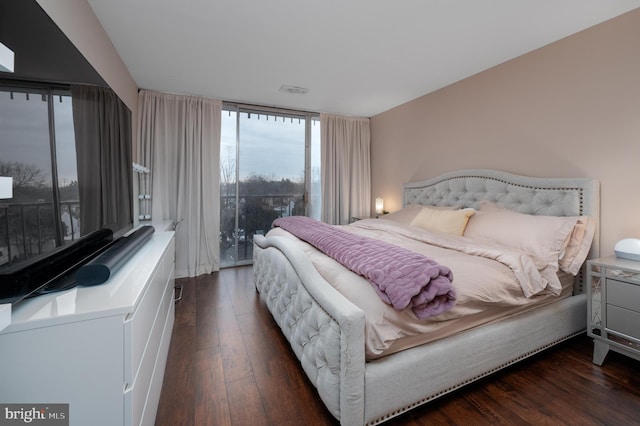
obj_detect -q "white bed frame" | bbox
[253,169,599,425]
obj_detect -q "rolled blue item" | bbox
[76,225,155,286]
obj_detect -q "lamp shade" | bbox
[375,197,384,215]
[0,177,13,199]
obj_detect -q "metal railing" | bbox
[1,194,306,268]
[0,200,80,267]
[219,193,303,266]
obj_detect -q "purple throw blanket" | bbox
[272,216,456,319]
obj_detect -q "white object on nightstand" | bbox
[614,238,640,261]
[587,256,640,365]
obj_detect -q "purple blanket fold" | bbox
[272,216,456,319]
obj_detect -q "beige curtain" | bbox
[320,113,371,225]
[138,90,221,277]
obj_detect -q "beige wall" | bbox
[36,0,139,155]
[370,8,640,257]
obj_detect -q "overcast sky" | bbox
[221,111,320,182]
[0,91,77,184]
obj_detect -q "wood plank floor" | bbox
[156,266,640,425]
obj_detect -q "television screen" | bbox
[0,0,134,304]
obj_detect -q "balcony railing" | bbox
[0,200,80,267]
[1,194,304,269]
[220,193,303,266]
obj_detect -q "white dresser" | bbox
[0,231,175,426]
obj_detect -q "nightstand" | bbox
[587,256,640,365]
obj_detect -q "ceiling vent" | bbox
[279,85,309,95]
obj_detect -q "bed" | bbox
[252,169,599,425]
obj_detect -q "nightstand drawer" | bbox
[607,304,640,338]
[608,279,640,312]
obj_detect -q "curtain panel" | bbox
[138,90,221,277]
[320,113,371,225]
[71,85,133,235]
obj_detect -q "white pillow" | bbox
[464,202,593,275]
[381,205,424,225]
[383,204,460,225]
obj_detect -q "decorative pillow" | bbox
[383,204,460,225]
[464,202,592,274]
[409,207,475,236]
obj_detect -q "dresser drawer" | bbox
[607,279,640,312]
[607,304,640,339]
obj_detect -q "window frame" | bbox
[220,102,320,267]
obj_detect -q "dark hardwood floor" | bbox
[156,266,640,425]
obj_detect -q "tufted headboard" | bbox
[403,169,600,260]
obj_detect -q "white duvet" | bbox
[266,218,574,359]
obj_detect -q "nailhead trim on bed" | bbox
[403,175,586,216]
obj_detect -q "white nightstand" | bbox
[587,256,640,365]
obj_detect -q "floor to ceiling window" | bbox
[220,105,320,267]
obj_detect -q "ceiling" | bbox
[86,0,640,117]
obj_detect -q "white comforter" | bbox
[266,218,573,359]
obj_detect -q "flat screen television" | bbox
[0,0,134,304]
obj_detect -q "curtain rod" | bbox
[0,79,69,92]
[222,101,319,118]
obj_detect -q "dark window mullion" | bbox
[47,89,64,247]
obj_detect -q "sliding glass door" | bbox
[220,105,320,267]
